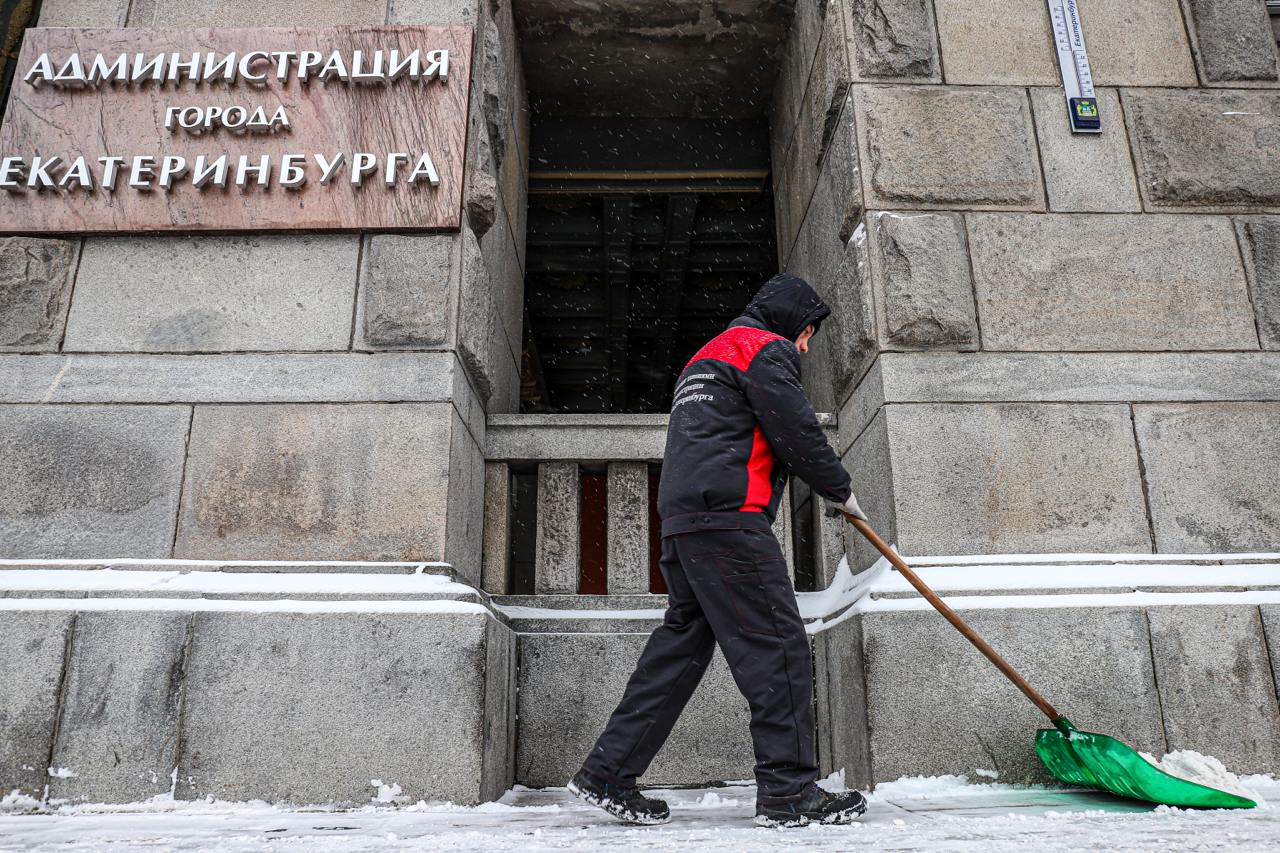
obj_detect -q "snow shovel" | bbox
[838,512,1256,809]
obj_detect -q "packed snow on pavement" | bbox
[2,770,1275,852]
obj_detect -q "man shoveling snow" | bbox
[568,273,868,828]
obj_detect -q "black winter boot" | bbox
[755,784,867,828]
[568,769,671,825]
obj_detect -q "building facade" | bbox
[2,0,1279,805]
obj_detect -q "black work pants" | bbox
[581,526,817,800]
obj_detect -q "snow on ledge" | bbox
[493,604,667,621]
[867,557,1280,598]
[0,597,491,615]
[802,550,1280,631]
[905,552,1280,566]
[0,568,474,597]
[0,558,452,571]
[861,589,1280,613]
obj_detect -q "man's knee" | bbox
[662,600,706,632]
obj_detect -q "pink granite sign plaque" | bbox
[0,26,473,232]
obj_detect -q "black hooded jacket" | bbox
[657,273,854,536]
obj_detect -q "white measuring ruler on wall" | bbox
[1045,0,1101,133]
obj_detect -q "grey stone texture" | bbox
[854,85,1044,210]
[827,220,877,397]
[535,462,581,594]
[481,462,512,595]
[968,214,1257,351]
[481,201,525,415]
[1076,0,1197,87]
[515,633,754,787]
[482,610,518,799]
[0,611,74,797]
[933,0,1058,85]
[0,353,460,405]
[775,4,852,258]
[505,612,665,635]
[1134,403,1280,553]
[820,89,865,246]
[1180,0,1280,85]
[0,238,79,352]
[859,606,1167,782]
[127,0,386,26]
[64,236,359,353]
[607,462,651,595]
[815,494,850,587]
[48,611,191,803]
[783,90,863,408]
[885,403,1152,557]
[813,612,872,788]
[1237,217,1280,349]
[836,357,884,456]
[387,0,481,26]
[843,0,940,81]
[1147,605,1280,775]
[875,351,1280,406]
[0,405,190,559]
[175,404,454,561]
[457,222,505,403]
[177,610,512,805]
[1263,606,1280,692]
[38,0,129,26]
[865,211,977,349]
[773,485,794,581]
[842,409,897,570]
[1124,89,1280,210]
[934,0,1196,86]
[1029,88,1141,213]
[445,411,486,587]
[357,235,454,349]
[771,0,825,194]
[485,414,669,461]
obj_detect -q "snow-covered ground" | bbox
[2,773,1275,852]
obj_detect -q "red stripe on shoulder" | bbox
[683,327,784,373]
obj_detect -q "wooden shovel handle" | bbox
[844,513,1064,724]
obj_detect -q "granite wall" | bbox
[0,601,517,805]
[774,0,1280,568]
[0,0,530,585]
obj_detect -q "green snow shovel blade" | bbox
[1035,720,1256,809]
[840,513,1257,810]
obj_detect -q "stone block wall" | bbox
[0,1,529,582]
[1,603,516,805]
[819,597,1280,787]
[773,0,1280,565]
[515,630,754,787]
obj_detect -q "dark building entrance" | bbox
[507,1,808,594]
[513,0,794,415]
[520,118,778,413]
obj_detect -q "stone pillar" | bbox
[814,498,847,587]
[481,462,511,594]
[772,485,794,584]
[775,0,1280,569]
[534,462,580,594]
[606,462,650,594]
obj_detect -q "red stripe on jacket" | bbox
[742,425,775,512]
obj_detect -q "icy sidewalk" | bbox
[1,775,1276,852]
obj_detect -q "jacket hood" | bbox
[731,273,831,341]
